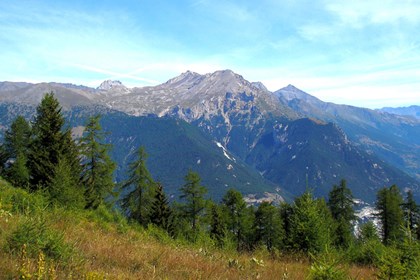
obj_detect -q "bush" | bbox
[308,251,348,280]
[0,181,47,215]
[7,216,74,263]
[146,224,174,244]
[346,239,386,265]
[376,237,420,280]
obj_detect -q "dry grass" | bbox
[0,204,377,279]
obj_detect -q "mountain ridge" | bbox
[0,70,419,202]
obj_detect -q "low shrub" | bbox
[7,216,74,263]
[308,251,348,280]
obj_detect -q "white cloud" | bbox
[326,0,420,26]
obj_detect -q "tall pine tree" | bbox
[209,203,226,248]
[3,116,31,188]
[376,185,404,244]
[402,190,419,239]
[150,182,173,235]
[179,170,207,232]
[221,188,249,251]
[254,201,284,251]
[289,191,333,253]
[120,146,155,226]
[80,115,116,209]
[327,179,356,247]
[28,93,79,191]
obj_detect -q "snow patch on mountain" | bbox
[215,141,236,161]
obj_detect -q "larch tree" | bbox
[209,203,226,248]
[376,185,404,244]
[179,170,207,233]
[289,190,333,253]
[254,201,284,251]
[402,190,419,239]
[221,188,249,251]
[120,146,155,226]
[327,179,356,247]
[80,115,116,209]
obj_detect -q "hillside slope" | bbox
[0,179,375,279]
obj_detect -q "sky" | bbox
[1,0,419,109]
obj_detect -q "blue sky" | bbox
[1,0,419,108]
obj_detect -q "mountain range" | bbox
[0,70,419,202]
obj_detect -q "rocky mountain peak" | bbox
[275,84,321,104]
[97,80,126,91]
[164,70,203,86]
[251,81,268,92]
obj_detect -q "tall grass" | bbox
[0,179,376,279]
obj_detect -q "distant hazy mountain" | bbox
[380,105,420,119]
[0,70,419,202]
[274,85,420,183]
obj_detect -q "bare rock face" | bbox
[96,80,130,97]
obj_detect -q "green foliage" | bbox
[48,157,85,209]
[0,181,47,215]
[402,190,419,239]
[375,234,420,280]
[120,146,155,226]
[7,216,74,262]
[376,185,404,244]
[358,221,380,243]
[327,179,356,248]
[28,92,79,191]
[179,170,207,232]
[209,203,226,248]
[145,224,174,244]
[254,201,284,251]
[289,191,333,254]
[150,183,174,235]
[347,239,385,265]
[2,116,31,188]
[308,251,348,280]
[80,115,116,209]
[279,202,294,247]
[6,153,30,189]
[221,188,253,251]
[3,115,31,158]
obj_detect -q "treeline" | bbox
[1,94,420,271]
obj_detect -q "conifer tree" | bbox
[289,191,332,253]
[376,185,404,244]
[121,146,155,225]
[28,93,79,191]
[4,116,31,157]
[221,188,249,250]
[279,202,294,247]
[0,144,8,174]
[327,179,356,247]
[209,203,226,248]
[3,116,31,187]
[80,115,116,209]
[402,190,419,239]
[358,221,380,243]
[179,170,207,232]
[254,201,284,251]
[150,182,173,234]
[48,156,84,209]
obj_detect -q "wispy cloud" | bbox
[326,0,420,26]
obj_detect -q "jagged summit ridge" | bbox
[97,69,295,119]
[275,84,322,103]
[97,80,126,91]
